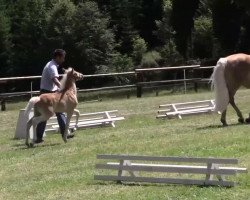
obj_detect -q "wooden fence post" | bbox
[136,72,143,98]
[1,98,6,111]
[194,82,198,92]
[193,68,199,92]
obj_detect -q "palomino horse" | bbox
[24,68,83,147]
[211,53,250,126]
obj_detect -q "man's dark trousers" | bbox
[36,89,66,140]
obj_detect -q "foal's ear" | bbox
[71,68,74,73]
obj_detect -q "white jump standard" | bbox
[95,154,247,187]
[15,109,124,139]
[157,100,215,119]
[47,110,124,131]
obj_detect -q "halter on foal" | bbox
[211,53,250,126]
[24,68,83,147]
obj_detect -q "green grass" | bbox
[0,90,249,200]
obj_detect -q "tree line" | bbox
[0,0,250,78]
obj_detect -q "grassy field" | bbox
[0,90,249,200]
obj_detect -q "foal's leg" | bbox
[26,117,34,147]
[221,109,228,126]
[62,111,74,143]
[73,109,80,129]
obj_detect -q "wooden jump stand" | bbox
[15,109,124,139]
[94,154,247,187]
[157,100,215,119]
[46,110,124,132]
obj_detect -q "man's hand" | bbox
[52,77,61,89]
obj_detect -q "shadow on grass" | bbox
[91,181,230,188]
[197,123,247,130]
[90,181,170,188]
[13,142,61,150]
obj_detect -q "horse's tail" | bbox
[210,58,229,113]
[24,96,40,116]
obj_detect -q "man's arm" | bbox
[52,77,61,89]
[49,65,61,90]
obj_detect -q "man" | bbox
[36,49,73,143]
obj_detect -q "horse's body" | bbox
[24,68,83,147]
[211,53,250,126]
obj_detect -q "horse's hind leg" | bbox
[221,109,228,126]
[229,96,244,123]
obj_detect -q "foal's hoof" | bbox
[29,143,34,148]
[25,142,30,147]
[238,118,245,124]
[25,143,34,148]
[245,118,250,124]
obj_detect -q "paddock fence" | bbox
[0,65,214,110]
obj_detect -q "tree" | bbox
[71,1,115,74]
[139,0,164,47]
[193,16,214,59]
[171,0,200,58]
[0,1,12,76]
[46,0,76,53]
[211,0,242,55]
[96,0,142,54]
[131,36,147,65]
[234,0,250,52]
[9,0,47,75]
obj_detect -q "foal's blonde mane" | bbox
[60,68,73,90]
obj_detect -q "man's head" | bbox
[53,49,66,65]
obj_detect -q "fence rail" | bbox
[0,71,135,82]
[135,65,201,72]
[0,65,215,110]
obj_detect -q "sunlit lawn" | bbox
[0,90,249,200]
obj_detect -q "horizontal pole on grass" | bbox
[96,163,237,175]
[97,154,239,164]
[94,175,235,187]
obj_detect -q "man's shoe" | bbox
[34,139,44,144]
[67,134,75,139]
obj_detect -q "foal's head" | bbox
[67,68,84,81]
[63,68,84,81]
[61,68,83,90]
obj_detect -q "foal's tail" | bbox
[24,97,40,116]
[210,58,229,113]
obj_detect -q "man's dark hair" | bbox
[53,49,66,58]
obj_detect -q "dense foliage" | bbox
[1,0,250,77]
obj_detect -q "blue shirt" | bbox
[40,60,59,91]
